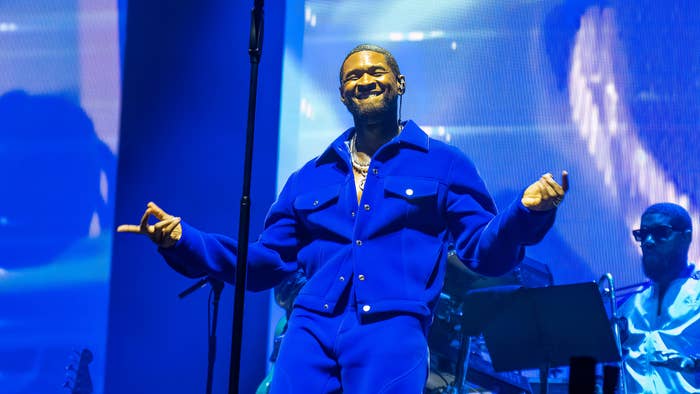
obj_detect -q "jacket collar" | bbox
[315,119,429,166]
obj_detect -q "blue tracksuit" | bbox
[160,120,556,392]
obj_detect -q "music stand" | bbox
[461,282,620,394]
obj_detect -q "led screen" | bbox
[0,1,122,393]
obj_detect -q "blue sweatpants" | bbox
[269,302,429,393]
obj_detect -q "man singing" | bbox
[119,44,568,393]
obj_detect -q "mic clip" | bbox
[179,277,224,299]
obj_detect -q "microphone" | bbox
[249,0,264,62]
[179,277,224,299]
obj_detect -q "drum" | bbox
[424,252,550,393]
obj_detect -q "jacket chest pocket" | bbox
[293,185,342,236]
[383,176,441,231]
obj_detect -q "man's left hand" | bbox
[521,171,569,211]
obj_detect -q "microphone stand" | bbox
[598,273,627,394]
[229,1,264,393]
[179,277,225,394]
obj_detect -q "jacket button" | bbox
[372,168,379,175]
[323,304,329,309]
[351,211,356,217]
[358,274,365,281]
[313,200,319,206]
[355,240,363,246]
[363,204,370,211]
[362,305,371,312]
[339,276,345,281]
[405,188,414,196]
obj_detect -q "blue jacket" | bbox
[160,120,555,318]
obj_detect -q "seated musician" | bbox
[619,203,700,392]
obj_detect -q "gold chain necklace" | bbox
[350,133,369,190]
[350,125,403,191]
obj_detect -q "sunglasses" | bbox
[632,225,685,242]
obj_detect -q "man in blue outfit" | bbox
[118,44,568,393]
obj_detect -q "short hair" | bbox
[643,202,692,231]
[339,44,401,83]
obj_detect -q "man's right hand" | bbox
[117,201,182,248]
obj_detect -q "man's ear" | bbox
[339,86,346,104]
[397,75,406,95]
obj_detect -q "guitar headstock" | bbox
[64,348,93,394]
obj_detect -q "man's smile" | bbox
[354,91,383,100]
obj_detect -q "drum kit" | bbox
[424,253,554,394]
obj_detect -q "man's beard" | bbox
[642,254,667,282]
[345,94,398,120]
[642,250,685,282]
